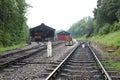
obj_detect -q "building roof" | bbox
[30,23,55,32]
[57,31,70,35]
[30,23,55,38]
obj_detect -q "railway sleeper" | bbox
[2,64,22,72]
[108,71,120,76]
[45,68,55,72]
[58,72,103,80]
[10,65,21,68]
[67,62,95,66]
[19,61,60,64]
[93,74,103,79]
[15,62,26,65]
[111,76,120,80]
[3,68,15,72]
[64,65,82,69]
[41,72,51,78]
[62,69,100,74]
[69,60,96,63]
[52,65,58,68]
[64,65,96,70]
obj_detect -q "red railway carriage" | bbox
[57,31,73,46]
[57,35,66,41]
[57,31,71,41]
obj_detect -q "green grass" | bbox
[76,35,87,40]
[0,42,27,52]
[102,61,120,71]
[102,60,114,71]
[112,62,120,71]
[89,31,120,47]
[113,48,120,56]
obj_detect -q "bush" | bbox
[113,21,120,31]
[99,23,110,35]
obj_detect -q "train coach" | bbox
[57,31,73,46]
[30,23,55,42]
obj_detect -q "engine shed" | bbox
[57,31,71,41]
[30,23,55,41]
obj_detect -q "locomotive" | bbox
[34,32,41,41]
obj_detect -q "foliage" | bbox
[68,0,120,38]
[94,0,120,24]
[0,0,29,47]
[93,0,120,34]
[68,16,94,38]
[98,23,110,35]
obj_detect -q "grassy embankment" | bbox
[77,31,120,71]
[0,42,26,52]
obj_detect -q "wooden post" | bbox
[47,41,52,57]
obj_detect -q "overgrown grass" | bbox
[113,48,120,56]
[0,42,26,52]
[76,35,87,40]
[112,62,120,71]
[102,61,114,71]
[89,31,120,47]
[103,61,120,71]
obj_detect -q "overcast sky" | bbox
[26,0,97,30]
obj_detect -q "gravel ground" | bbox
[90,42,106,60]
[0,42,78,80]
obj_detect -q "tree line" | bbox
[68,0,120,38]
[0,0,29,47]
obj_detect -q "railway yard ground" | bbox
[0,41,120,80]
[0,41,77,80]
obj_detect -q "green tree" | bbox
[0,0,29,47]
[68,17,94,38]
[93,0,120,34]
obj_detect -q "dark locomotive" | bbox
[34,32,41,41]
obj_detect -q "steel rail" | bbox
[45,44,79,80]
[0,42,62,70]
[88,43,112,80]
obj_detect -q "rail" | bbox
[45,44,79,80]
[88,43,112,80]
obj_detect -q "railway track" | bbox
[0,41,62,70]
[44,42,112,80]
